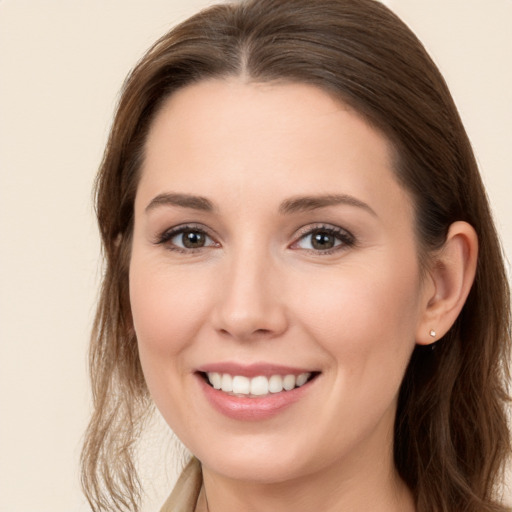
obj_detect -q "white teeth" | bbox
[268,375,283,393]
[283,374,296,391]
[209,372,222,389]
[206,372,312,396]
[296,373,308,387]
[221,373,233,392]
[232,376,250,394]
[250,376,269,396]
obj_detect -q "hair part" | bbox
[81,1,511,510]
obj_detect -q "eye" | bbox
[175,229,210,249]
[292,225,355,253]
[156,225,218,252]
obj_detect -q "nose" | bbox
[211,249,289,341]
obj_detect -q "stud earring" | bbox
[429,329,436,338]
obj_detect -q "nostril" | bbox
[216,326,280,341]
[254,328,272,336]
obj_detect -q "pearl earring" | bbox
[429,329,436,338]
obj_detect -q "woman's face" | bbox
[130,80,432,484]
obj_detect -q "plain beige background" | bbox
[0,1,511,511]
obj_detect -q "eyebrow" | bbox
[279,194,377,216]
[145,191,376,217]
[145,192,215,213]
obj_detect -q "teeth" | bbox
[250,376,269,396]
[268,375,283,393]
[296,373,308,386]
[232,376,250,394]
[209,372,222,390]
[283,374,296,390]
[206,372,312,397]
[221,373,233,392]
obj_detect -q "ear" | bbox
[416,221,478,346]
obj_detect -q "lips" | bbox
[196,362,319,420]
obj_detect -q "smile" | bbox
[196,364,320,420]
[205,372,313,397]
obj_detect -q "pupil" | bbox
[183,231,205,248]
[312,231,334,250]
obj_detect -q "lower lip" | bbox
[197,374,316,421]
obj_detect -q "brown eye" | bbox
[181,230,206,248]
[292,225,355,253]
[157,226,217,251]
[310,231,337,250]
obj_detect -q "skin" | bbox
[129,79,477,512]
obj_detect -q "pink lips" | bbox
[195,362,318,421]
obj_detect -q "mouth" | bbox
[195,364,321,421]
[198,370,320,398]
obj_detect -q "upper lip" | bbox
[196,362,318,378]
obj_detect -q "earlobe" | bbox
[416,221,478,346]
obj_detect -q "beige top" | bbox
[159,458,208,512]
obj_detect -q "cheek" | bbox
[128,255,217,426]
[129,255,212,364]
[287,256,423,457]
[294,255,422,378]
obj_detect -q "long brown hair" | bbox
[81,0,511,510]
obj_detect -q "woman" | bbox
[81,0,511,511]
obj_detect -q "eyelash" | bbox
[155,223,356,255]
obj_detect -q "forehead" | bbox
[137,79,412,223]
[146,79,390,160]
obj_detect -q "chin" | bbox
[193,437,320,484]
